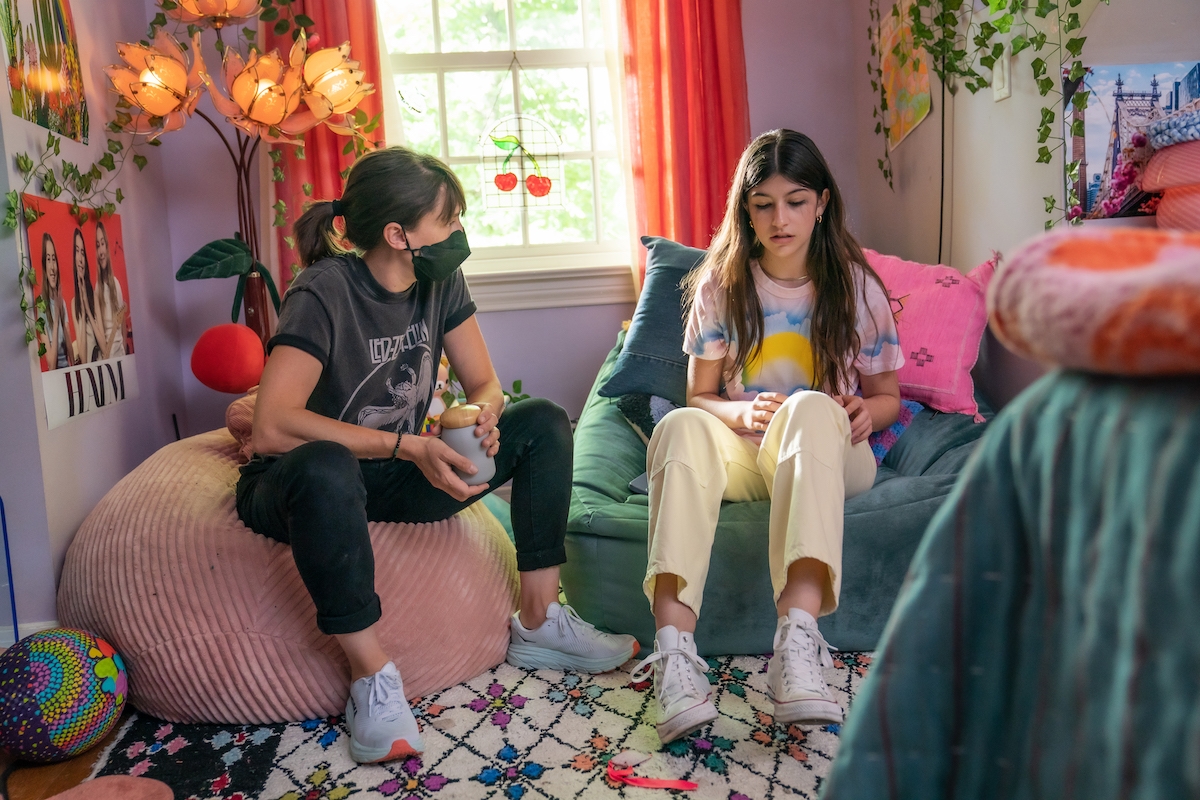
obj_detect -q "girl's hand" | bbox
[473,402,501,457]
[408,435,488,502]
[833,395,873,444]
[741,392,788,433]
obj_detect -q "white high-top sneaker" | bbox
[766,609,843,726]
[630,626,718,743]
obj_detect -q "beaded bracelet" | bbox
[392,432,403,459]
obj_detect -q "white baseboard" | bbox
[0,619,59,646]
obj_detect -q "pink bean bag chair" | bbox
[57,409,519,724]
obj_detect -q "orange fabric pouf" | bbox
[57,431,519,724]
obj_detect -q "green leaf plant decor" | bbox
[867,0,1111,228]
[175,236,282,324]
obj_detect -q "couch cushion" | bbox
[596,237,705,406]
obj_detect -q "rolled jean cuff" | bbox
[517,544,567,572]
[316,594,382,635]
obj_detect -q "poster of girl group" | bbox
[26,194,138,428]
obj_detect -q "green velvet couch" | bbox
[561,331,993,655]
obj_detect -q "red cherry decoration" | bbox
[494,172,518,192]
[525,175,552,198]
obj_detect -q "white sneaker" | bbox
[345,661,424,763]
[507,602,640,673]
[766,608,843,726]
[630,626,718,744]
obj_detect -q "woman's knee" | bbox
[648,407,721,465]
[281,440,365,504]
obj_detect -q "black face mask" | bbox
[405,228,471,283]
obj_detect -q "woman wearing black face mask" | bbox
[238,146,636,765]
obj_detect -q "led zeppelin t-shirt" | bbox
[269,253,476,435]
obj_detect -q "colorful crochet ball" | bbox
[0,628,127,763]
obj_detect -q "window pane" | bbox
[519,68,590,152]
[598,157,629,242]
[455,163,524,247]
[584,0,605,48]
[591,66,616,152]
[395,73,441,156]
[440,0,509,52]
[378,0,436,54]
[514,0,583,49]
[528,159,595,244]
[445,71,514,157]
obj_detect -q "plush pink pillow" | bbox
[864,249,996,422]
[1141,140,1200,193]
[1158,185,1200,231]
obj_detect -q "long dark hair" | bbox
[71,227,96,322]
[40,232,59,299]
[294,146,467,268]
[94,220,119,322]
[684,129,884,394]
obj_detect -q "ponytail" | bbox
[294,201,346,267]
[291,146,466,270]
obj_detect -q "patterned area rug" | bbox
[92,653,871,800]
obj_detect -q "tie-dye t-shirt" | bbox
[684,260,903,401]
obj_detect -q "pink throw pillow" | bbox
[1141,140,1200,193]
[1158,185,1200,232]
[864,249,996,422]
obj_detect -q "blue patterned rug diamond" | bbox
[91,652,872,799]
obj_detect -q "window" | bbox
[377,0,630,270]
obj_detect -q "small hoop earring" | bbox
[816,214,823,224]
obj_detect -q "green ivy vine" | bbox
[868,0,1110,228]
[4,128,157,356]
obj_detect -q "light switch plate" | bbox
[993,42,1013,101]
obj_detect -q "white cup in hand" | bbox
[439,404,496,486]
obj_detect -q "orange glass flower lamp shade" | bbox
[104,30,204,137]
[167,0,260,29]
[303,42,372,120]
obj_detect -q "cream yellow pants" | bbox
[644,391,877,619]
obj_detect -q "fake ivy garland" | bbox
[4,127,157,356]
[868,0,1110,228]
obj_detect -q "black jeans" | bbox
[235,397,572,635]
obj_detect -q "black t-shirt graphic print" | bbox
[268,253,476,435]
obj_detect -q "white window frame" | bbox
[385,2,636,310]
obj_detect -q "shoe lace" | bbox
[367,668,406,723]
[630,646,710,702]
[554,603,598,641]
[774,618,837,693]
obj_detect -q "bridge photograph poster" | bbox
[1070,60,1199,219]
[25,194,138,428]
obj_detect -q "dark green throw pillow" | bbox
[597,236,706,407]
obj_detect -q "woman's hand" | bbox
[473,402,501,457]
[739,392,788,433]
[833,395,873,444]
[406,434,488,502]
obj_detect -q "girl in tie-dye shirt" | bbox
[632,130,903,745]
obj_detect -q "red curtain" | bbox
[265,0,386,283]
[620,0,750,277]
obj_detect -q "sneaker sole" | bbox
[348,736,424,764]
[345,701,425,763]
[506,639,639,673]
[769,696,843,726]
[658,699,718,744]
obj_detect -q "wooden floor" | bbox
[4,712,130,800]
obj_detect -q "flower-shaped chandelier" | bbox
[104,30,206,139]
[108,26,373,145]
[165,0,260,29]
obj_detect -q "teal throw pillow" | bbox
[597,236,706,407]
